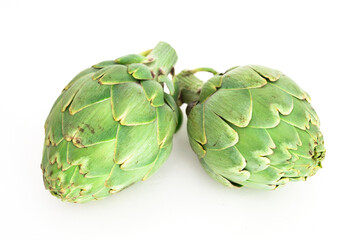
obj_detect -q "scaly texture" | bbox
[175,65,326,190]
[42,42,180,203]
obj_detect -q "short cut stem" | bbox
[146,42,178,77]
[173,67,219,106]
[190,67,218,75]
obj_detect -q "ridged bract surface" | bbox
[42,43,179,202]
[187,65,325,189]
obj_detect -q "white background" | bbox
[1,0,361,239]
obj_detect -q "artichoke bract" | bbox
[42,42,180,203]
[174,65,326,190]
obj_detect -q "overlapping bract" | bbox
[183,65,325,189]
[41,42,180,203]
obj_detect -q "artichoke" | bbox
[174,65,326,190]
[42,42,181,203]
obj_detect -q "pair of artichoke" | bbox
[42,42,325,203]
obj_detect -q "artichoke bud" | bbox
[175,65,326,190]
[42,42,180,203]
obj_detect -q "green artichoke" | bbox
[174,65,326,190]
[42,42,181,203]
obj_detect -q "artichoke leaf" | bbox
[289,127,315,158]
[64,68,97,90]
[187,104,206,145]
[200,158,236,188]
[248,166,284,184]
[204,146,247,173]
[141,80,164,107]
[156,104,177,148]
[115,54,151,65]
[63,99,119,146]
[67,140,116,178]
[44,95,64,146]
[248,83,293,128]
[189,137,206,159]
[241,181,277,190]
[204,107,239,150]
[92,65,136,84]
[61,73,91,112]
[222,66,267,89]
[248,65,282,82]
[128,63,153,80]
[233,127,275,172]
[47,139,71,171]
[111,83,156,125]
[105,164,151,191]
[266,121,302,164]
[205,88,252,128]
[69,78,111,114]
[280,97,318,130]
[143,145,173,180]
[114,122,159,169]
[92,187,112,200]
[199,75,223,103]
[158,74,175,95]
[271,75,311,101]
[92,60,116,69]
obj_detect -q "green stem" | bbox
[173,68,219,106]
[190,67,218,75]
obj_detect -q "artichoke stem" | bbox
[147,42,178,77]
[173,68,218,106]
[190,67,218,75]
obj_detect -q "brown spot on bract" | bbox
[84,124,95,134]
[159,68,165,75]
